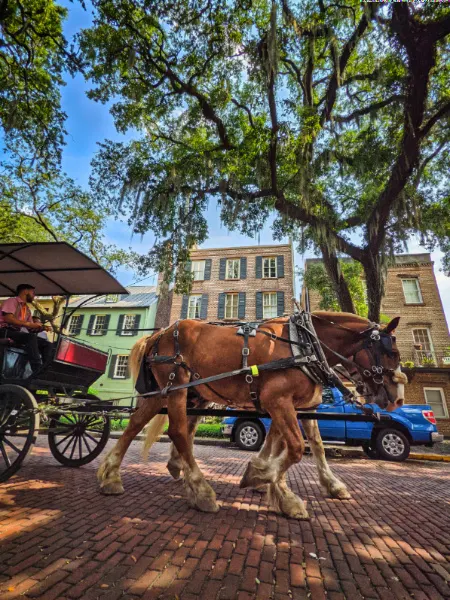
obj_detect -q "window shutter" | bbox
[255,256,262,279]
[219,258,226,280]
[277,291,285,316]
[256,292,263,320]
[200,294,208,320]
[108,355,117,378]
[204,259,212,280]
[181,295,189,319]
[240,257,247,280]
[74,315,84,335]
[277,255,285,278]
[87,315,96,335]
[238,293,246,319]
[131,314,141,336]
[125,357,131,379]
[218,293,226,319]
[185,261,191,274]
[100,315,111,336]
[116,315,125,335]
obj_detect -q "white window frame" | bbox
[113,355,129,379]
[401,278,423,304]
[68,315,82,335]
[225,293,239,319]
[423,387,448,418]
[191,261,206,281]
[187,295,202,319]
[412,328,436,363]
[92,315,107,335]
[226,259,240,280]
[121,314,137,336]
[263,292,278,318]
[105,294,119,303]
[263,257,277,279]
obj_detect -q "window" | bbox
[263,257,277,278]
[402,279,423,304]
[191,261,206,281]
[113,355,129,379]
[412,328,435,363]
[68,315,82,335]
[121,314,136,336]
[187,295,202,319]
[424,388,448,418]
[226,259,240,280]
[263,292,277,318]
[105,294,119,303]
[225,293,238,319]
[92,315,107,335]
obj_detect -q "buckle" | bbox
[250,391,258,401]
[173,330,179,338]
[242,348,250,356]
[243,326,251,334]
[168,372,176,381]
[245,374,253,384]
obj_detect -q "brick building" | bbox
[156,243,295,326]
[304,254,450,435]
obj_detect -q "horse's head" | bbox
[352,317,407,411]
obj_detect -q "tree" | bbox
[82,0,450,319]
[300,260,368,317]
[0,143,138,274]
[0,0,82,166]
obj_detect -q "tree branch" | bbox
[231,98,255,128]
[420,101,450,139]
[320,10,372,125]
[334,94,405,123]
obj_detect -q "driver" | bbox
[0,284,53,373]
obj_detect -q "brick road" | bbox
[1,437,450,600]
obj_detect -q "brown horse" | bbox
[97,312,407,519]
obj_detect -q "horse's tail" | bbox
[129,330,161,382]
[128,330,169,459]
[142,413,168,459]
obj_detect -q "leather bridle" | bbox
[310,317,400,402]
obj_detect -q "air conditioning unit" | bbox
[442,357,450,365]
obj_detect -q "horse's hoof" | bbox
[239,463,257,488]
[330,485,351,500]
[195,498,220,513]
[167,462,181,480]
[100,481,124,495]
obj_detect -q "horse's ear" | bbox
[384,316,400,334]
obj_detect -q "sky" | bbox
[59,1,449,326]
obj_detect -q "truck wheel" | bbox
[235,421,264,451]
[375,429,410,462]
[362,442,379,459]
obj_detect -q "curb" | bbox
[409,453,450,462]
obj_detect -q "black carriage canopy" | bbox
[0,242,128,296]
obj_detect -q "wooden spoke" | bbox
[0,441,12,468]
[3,437,21,454]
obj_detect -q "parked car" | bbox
[221,387,443,461]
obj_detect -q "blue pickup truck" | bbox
[221,388,443,461]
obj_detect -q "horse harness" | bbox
[140,311,398,412]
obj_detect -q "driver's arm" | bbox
[3,313,40,330]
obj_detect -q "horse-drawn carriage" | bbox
[0,242,128,482]
[1,242,404,520]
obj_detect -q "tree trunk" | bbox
[361,254,386,323]
[320,244,356,314]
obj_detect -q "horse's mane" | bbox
[312,311,371,331]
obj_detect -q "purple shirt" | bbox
[0,297,32,330]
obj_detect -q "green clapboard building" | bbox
[67,286,158,402]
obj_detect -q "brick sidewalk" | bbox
[1,437,449,600]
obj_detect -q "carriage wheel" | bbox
[48,406,110,468]
[0,384,39,483]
